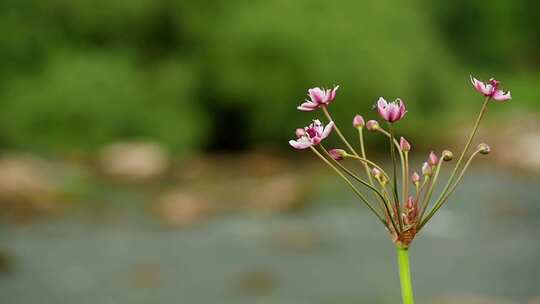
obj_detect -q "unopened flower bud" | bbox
[399,137,411,152]
[295,128,306,138]
[411,172,420,184]
[353,115,365,128]
[422,162,432,176]
[428,151,439,166]
[478,143,491,155]
[371,168,387,184]
[366,120,380,131]
[405,196,415,210]
[442,150,453,161]
[328,149,347,160]
[371,167,382,178]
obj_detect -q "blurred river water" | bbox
[0,165,539,304]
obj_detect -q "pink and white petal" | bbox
[297,105,317,111]
[321,121,335,139]
[483,84,494,95]
[389,105,401,122]
[471,77,491,95]
[308,88,325,103]
[299,100,319,108]
[327,85,339,102]
[289,138,312,149]
[377,97,388,108]
[377,98,390,121]
[399,101,407,117]
[492,90,511,101]
[313,122,324,135]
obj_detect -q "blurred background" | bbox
[0,0,539,303]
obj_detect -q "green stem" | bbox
[358,128,375,185]
[322,106,358,155]
[417,161,443,222]
[388,124,402,230]
[320,145,388,204]
[397,247,415,304]
[419,149,482,230]
[437,96,490,201]
[309,146,387,226]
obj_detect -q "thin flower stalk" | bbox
[322,106,358,156]
[357,126,375,185]
[309,146,387,225]
[419,146,486,229]
[436,96,489,202]
[418,160,443,222]
[320,145,388,204]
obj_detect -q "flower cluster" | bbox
[289,120,334,149]
[289,77,511,248]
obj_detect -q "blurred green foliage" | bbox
[0,0,537,153]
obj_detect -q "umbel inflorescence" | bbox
[289,77,511,248]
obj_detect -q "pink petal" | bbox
[377,97,388,108]
[297,105,317,112]
[492,90,511,101]
[327,85,339,102]
[321,121,334,139]
[289,138,312,149]
[398,99,407,120]
[308,88,325,104]
[297,101,320,111]
[377,97,390,121]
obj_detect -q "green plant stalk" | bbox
[309,146,387,225]
[358,127,375,185]
[318,145,399,234]
[419,149,482,230]
[397,247,415,304]
[436,96,490,201]
[320,145,387,204]
[388,124,403,230]
[322,106,358,155]
[417,161,443,222]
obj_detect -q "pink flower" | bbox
[297,86,339,111]
[353,114,365,128]
[376,97,407,123]
[366,120,380,131]
[289,120,334,149]
[422,162,432,176]
[400,137,411,152]
[371,167,382,179]
[470,76,511,101]
[411,172,420,184]
[403,196,417,225]
[428,151,439,166]
[329,149,347,160]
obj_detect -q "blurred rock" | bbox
[238,270,277,295]
[0,249,14,274]
[490,114,540,171]
[155,191,212,227]
[0,155,60,220]
[130,263,162,288]
[272,227,320,253]
[243,149,287,176]
[529,296,540,304]
[99,141,169,181]
[243,174,308,215]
